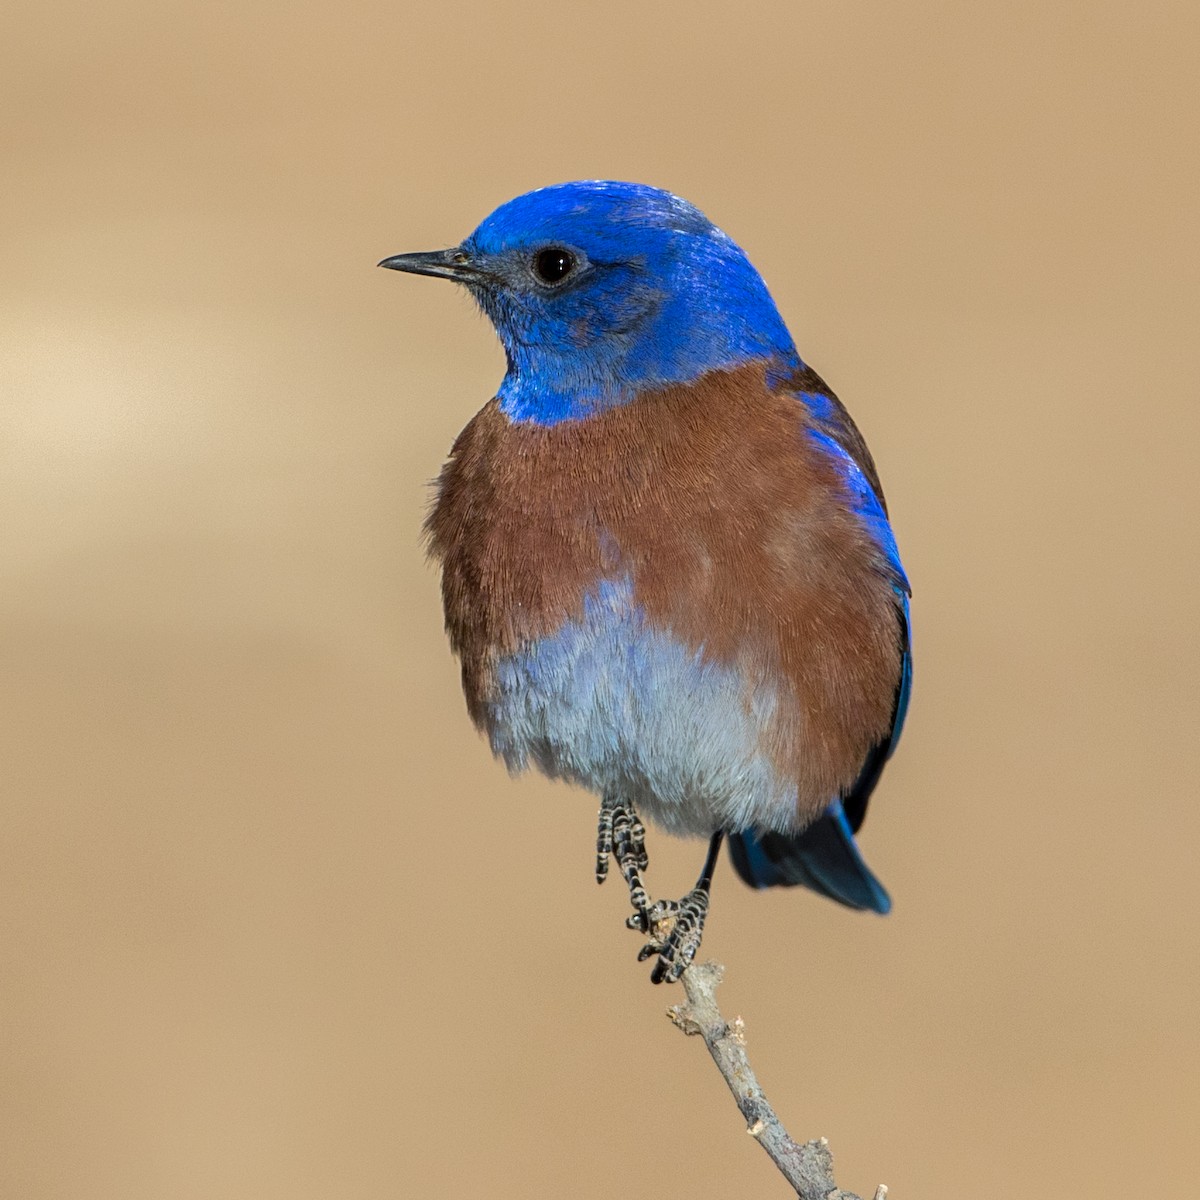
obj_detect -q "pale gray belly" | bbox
[480,580,800,838]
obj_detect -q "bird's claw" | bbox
[624,908,654,934]
[634,889,711,984]
[600,805,717,983]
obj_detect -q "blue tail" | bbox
[727,800,891,913]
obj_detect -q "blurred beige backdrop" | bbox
[3,2,1198,1197]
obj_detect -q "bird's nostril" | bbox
[452,250,469,264]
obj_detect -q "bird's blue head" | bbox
[380,181,798,424]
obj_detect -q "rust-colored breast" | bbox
[425,362,903,816]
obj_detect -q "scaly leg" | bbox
[595,795,651,930]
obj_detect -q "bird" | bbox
[380,181,911,983]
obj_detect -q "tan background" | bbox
[3,1,1198,1196]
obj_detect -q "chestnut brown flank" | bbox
[426,362,904,822]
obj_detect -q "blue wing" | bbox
[843,587,912,832]
[727,438,912,915]
[729,365,911,912]
[727,592,910,912]
[724,364,912,907]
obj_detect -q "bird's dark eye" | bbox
[532,246,576,285]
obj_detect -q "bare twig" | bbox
[668,961,887,1200]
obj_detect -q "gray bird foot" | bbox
[595,798,651,929]
[632,888,711,984]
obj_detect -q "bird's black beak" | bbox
[377,247,483,283]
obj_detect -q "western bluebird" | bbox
[381,181,911,983]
